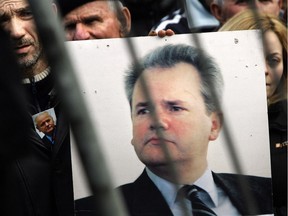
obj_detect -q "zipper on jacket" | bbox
[30,77,42,113]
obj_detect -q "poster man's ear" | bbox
[209,112,223,141]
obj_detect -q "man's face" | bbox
[0,0,43,69]
[36,113,55,136]
[63,1,123,41]
[215,0,282,24]
[131,63,221,168]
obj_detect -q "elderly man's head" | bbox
[62,0,131,40]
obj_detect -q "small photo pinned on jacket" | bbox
[32,108,57,144]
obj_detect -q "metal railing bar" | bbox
[26,0,128,215]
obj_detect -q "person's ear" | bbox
[277,0,283,11]
[52,3,57,14]
[209,112,222,141]
[120,7,131,37]
[210,3,223,23]
[131,138,135,146]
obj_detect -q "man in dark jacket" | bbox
[0,0,74,215]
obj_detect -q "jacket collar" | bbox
[213,172,273,215]
[130,170,173,216]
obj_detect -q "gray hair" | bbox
[124,44,224,113]
[107,1,129,36]
[34,111,51,127]
[107,0,123,10]
[214,0,224,7]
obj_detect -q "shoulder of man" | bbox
[213,172,273,215]
[116,170,149,200]
[214,172,272,186]
[116,170,173,216]
[74,195,98,216]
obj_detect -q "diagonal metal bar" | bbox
[183,0,261,213]
[183,0,245,175]
[123,30,192,216]
[0,27,30,160]
[26,0,127,215]
[112,0,190,213]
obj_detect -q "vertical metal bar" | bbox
[182,0,260,213]
[0,27,30,159]
[123,28,193,216]
[182,0,245,175]
[26,0,127,215]
[119,8,182,181]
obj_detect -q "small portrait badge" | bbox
[32,108,57,144]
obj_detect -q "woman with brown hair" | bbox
[220,10,287,216]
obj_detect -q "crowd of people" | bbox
[0,0,287,215]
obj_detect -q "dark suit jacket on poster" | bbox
[41,134,53,148]
[119,170,273,216]
[75,169,273,216]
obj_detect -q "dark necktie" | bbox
[184,185,217,216]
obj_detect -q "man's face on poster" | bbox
[130,63,221,167]
[35,112,55,136]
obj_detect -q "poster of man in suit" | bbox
[33,108,57,145]
[66,31,272,215]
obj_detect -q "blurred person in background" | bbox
[151,0,283,34]
[211,0,283,24]
[151,0,219,34]
[121,0,180,36]
[219,10,287,216]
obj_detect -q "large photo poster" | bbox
[66,30,270,201]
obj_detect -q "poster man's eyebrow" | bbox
[164,100,184,106]
[135,100,185,108]
[135,102,150,108]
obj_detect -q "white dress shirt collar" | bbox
[146,167,240,215]
[146,167,181,207]
[146,167,217,207]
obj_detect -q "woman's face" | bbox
[264,30,284,99]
